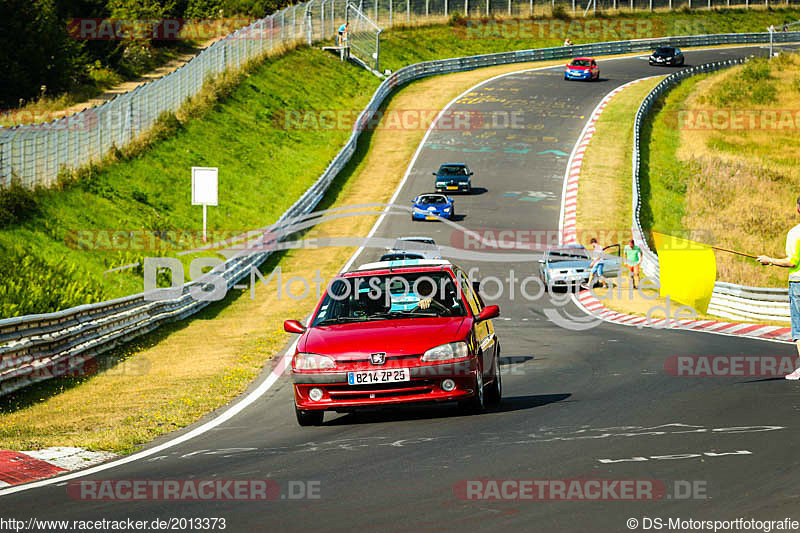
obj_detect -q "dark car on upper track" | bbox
[433,163,473,194]
[564,57,599,81]
[284,260,502,426]
[649,46,685,66]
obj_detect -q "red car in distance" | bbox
[284,260,502,426]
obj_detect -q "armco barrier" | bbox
[1,33,798,396]
[630,56,792,323]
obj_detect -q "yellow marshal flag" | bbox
[652,231,717,314]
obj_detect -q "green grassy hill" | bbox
[3,9,799,316]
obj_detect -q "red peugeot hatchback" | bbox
[284,260,502,426]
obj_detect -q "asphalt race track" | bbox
[3,46,800,532]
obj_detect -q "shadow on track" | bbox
[323,393,571,426]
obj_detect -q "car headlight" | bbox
[421,342,469,362]
[444,207,451,212]
[293,353,336,370]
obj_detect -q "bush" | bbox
[0,243,106,318]
[552,5,571,21]
[449,11,465,25]
[741,59,772,82]
[0,180,41,228]
[750,80,777,104]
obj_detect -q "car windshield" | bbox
[395,238,436,247]
[311,271,467,326]
[570,59,592,67]
[438,165,468,176]
[379,253,424,261]
[547,250,589,262]
[655,47,674,54]
[418,195,447,205]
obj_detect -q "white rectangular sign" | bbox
[191,167,218,206]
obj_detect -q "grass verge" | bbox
[0,58,567,453]
[642,52,800,288]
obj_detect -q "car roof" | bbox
[348,259,453,276]
[416,193,448,199]
[439,163,467,167]
[573,57,595,61]
[396,236,436,242]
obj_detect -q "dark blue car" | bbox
[433,163,473,194]
[412,193,455,221]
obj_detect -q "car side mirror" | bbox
[538,259,545,264]
[432,172,437,176]
[469,172,474,175]
[477,305,500,322]
[284,320,305,334]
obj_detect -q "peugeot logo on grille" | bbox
[370,352,386,365]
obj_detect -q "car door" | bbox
[603,243,622,277]
[458,270,495,379]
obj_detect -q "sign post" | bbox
[191,167,218,242]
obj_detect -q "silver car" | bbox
[386,236,442,260]
[538,243,621,289]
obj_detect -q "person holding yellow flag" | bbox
[757,196,800,380]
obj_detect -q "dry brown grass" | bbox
[676,53,800,287]
[577,77,665,242]
[0,58,570,454]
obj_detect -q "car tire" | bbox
[295,407,324,426]
[459,366,485,414]
[485,351,502,407]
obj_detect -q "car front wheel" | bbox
[295,407,324,426]
[459,366,485,414]
[486,352,502,407]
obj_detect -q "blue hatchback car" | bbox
[564,57,599,81]
[411,193,455,221]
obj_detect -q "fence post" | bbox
[376,29,382,71]
[426,0,430,16]
[529,0,533,16]
[407,0,410,22]
[508,0,512,14]
[445,0,449,16]
[465,0,468,16]
[390,0,393,25]
[486,0,489,16]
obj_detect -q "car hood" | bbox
[300,317,470,359]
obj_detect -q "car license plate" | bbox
[425,215,437,220]
[348,369,410,385]
[447,186,458,190]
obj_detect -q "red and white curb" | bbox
[560,77,656,245]
[0,448,116,487]
[561,77,794,345]
[574,290,794,342]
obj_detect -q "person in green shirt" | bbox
[623,239,642,289]
[757,195,800,380]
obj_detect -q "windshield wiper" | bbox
[315,316,371,326]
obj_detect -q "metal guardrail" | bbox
[629,54,793,323]
[2,32,798,396]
